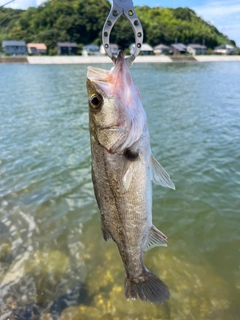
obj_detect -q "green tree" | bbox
[0,1,238,55]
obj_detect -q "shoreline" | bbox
[0,55,240,64]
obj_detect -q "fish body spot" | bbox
[124,149,139,161]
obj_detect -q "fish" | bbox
[86,51,175,304]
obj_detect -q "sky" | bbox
[1,0,240,46]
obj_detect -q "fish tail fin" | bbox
[124,271,169,304]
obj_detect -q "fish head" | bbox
[87,51,146,154]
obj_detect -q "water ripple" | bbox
[0,63,240,319]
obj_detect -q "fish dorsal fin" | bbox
[151,156,175,190]
[144,225,167,252]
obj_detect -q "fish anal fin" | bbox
[144,225,167,252]
[101,216,112,242]
[151,156,175,190]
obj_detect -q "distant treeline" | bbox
[0,0,237,54]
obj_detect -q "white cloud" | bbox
[36,0,45,6]
[0,0,45,9]
[195,1,240,16]
[193,0,240,46]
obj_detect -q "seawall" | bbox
[0,57,28,64]
[27,55,240,64]
[0,55,240,64]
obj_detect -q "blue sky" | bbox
[1,0,240,46]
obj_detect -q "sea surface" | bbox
[0,62,240,319]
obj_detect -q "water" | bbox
[0,62,240,319]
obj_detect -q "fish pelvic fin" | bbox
[124,271,170,304]
[144,225,167,252]
[101,216,112,242]
[151,156,175,190]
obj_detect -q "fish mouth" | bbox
[87,66,111,83]
[113,50,128,75]
[87,51,131,99]
[115,50,125,66]
[99,125,123,131]
[87,51,126,83]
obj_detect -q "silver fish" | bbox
[86,51,175,304]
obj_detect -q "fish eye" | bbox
[90,94,102,110]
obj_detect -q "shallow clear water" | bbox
[0,62,240,319]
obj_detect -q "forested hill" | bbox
[0,0,236,53]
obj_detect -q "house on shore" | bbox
[153,44,170,55]
[27,43,47,55]
[82,44,100,56]
[130,43,153,55]
[100,44,119,56]
[169,43,187,55]
[57,42,78,55]
[187,44,207,55]
[2,40,27,56]
[213,45,238,55]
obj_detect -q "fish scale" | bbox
[87,51,175,304]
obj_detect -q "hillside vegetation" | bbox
[0,0,236,53]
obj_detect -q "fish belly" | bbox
[91,129,151,276]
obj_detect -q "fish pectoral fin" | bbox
[151,156,175,190]
[122,161,134,191]
[122,149,140,191]
[144,225,167,252]
[101,216,112,242]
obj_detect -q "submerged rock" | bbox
[0,248,86,319]
[59,306,99,320]
[76,247,231,320]
[23,250,71,304]
[0,219,233,319]
[0,243,11,262]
